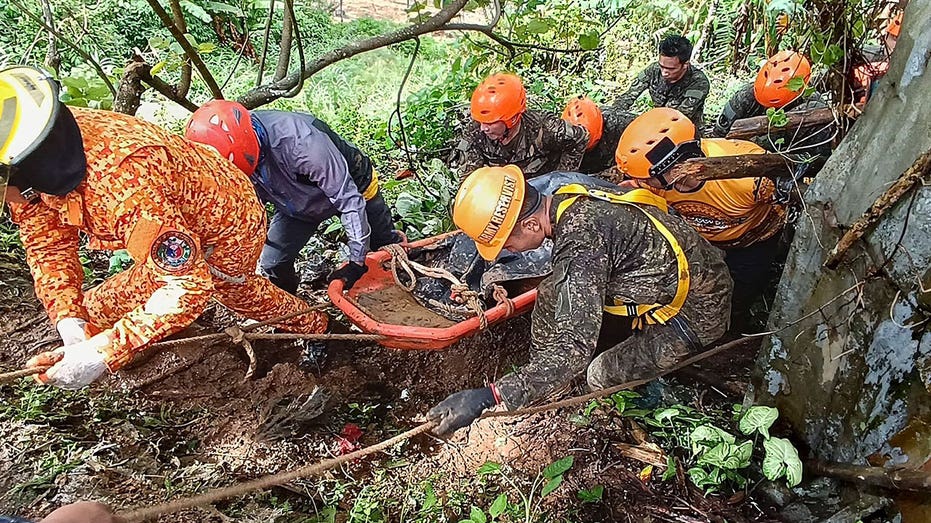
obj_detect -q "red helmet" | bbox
[185,100,260,175]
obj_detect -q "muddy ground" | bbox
[0,244,792,523]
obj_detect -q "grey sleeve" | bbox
[294,132,371,263]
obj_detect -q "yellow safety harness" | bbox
[554,184,690,328]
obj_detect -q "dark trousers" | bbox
[259,191,398,294]
[724,234,781,328]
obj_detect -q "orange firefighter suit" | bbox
[9,107,327,372]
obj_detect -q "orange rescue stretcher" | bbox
[327,232,537,350]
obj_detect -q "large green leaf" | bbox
[698,441,753,470]
[689,424,736,454]
[763,437,803,487]
[541,475,563,497]
[469,506,487,523]
[524,19,552,34]
[738,406,779,439]
[488,493,507,518]
[181,0,213,23]
[578,31,600,50]
[543,455,574,479]
[476,461,501,476]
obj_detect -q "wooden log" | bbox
[824,148,931,269]
[667,153,794,182]
[807,459,931,493]
[725,106,852,140]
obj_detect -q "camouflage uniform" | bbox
[454,109,589,178]
[578,107,638,175]
[494,194,733,409]
[613,62,711,126]
[709,83,832,159]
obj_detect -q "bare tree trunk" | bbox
[274,5,294,82]
[168,0,192,98]
[39,0,60,75]
[113,58,148,115]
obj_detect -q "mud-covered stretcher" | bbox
[327,172,622,350]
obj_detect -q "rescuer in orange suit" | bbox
[0,66,327,390]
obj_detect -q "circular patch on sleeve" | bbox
[150,231,197,272]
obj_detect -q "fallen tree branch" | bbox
[806,459,931,493]
[824,148,931,269]
[725,106,853,140]
[668,153,794,181]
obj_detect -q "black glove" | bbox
[427,387,496,435]
[328,261,368,290]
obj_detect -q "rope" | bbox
[2,303,379,384]
[0,366,49,384]
[380,244,491,329]
[114,335,759,521]
[119,421,438,522]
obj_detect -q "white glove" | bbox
[56,317,89,345]
[27,335,110,390]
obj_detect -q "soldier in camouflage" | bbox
[453,73,589,178]
[427,165,732,434]
[710,51,833,161]
[613,35,710,126]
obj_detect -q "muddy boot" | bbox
[299,339,328,373]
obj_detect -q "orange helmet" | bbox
[753,51,812,108]
[886,11,902,37]
[470,73,527,129]
[561,96,603,150]
[615,108,696,180]
[453,165,526,261]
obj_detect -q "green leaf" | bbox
[786,76,806,93]
[689,424,736,454]
[576,485,604,503]
[661,456,677,481]
[422,482,437,510]
[469,506,487,523]
[543,455,574,479]
[150,61,167,76]
[197,42,218,54]
[578,31,600,50]
[524,19,552,34]
[698,441,752,470]
[488,493,507,518]
[541,475,563,497]
[394,192,423,217]
[181,0,212,23]
[766,107,788,127]
[60,76,89,91]
[148,36,170,50]
[654,407,680,423]
[202,0,245,16]
[739,406,779,439]
[477,461,502,476]
[763,437,803,487]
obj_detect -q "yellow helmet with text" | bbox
[453,165,526,261]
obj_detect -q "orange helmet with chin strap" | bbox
[615,108,697,183]
[470,73,527,129]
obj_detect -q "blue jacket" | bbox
[251,111,375,263]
